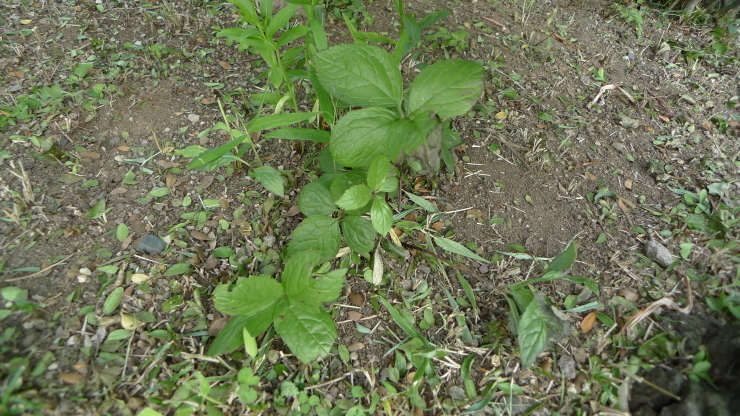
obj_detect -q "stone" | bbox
[135,235,165,254]
[645,240,674,268]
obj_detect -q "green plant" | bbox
[502,240,597,367]
[210,251,346,362]
[616,3,645,38]
[426,27,471,51]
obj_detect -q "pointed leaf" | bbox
[315,44,403,108]
[254,166,284,197]
[207,307,278,356]
[266,4,299,37]
[371,196,393,236]
[329,107,399,168]
[407,60,484,119]
[544,241,577,274]
[518,300,548,367]
[336,184,373,211]
[213,276,284,317]
[311,268,346,303]
[282,251,319,297]
[274,302,338,362]
[297,182,336,216]
[367,155,391,190]
[432,236,490,263]
[286,216,340,263]
[263,128,330,142]
[342,216,376,253]
[248,112,319,132]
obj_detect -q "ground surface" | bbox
[1,0,739,415]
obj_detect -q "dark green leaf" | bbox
[367,155,391,191]
[342,216,376,253]
[311,268,347,303]
[213,276,284,317]
[407,60,484,119]
[274,301,338,362]
[379,297,427,345]
[329,108,399,168]
[248,112,319,132]
[188,136,245,170]
[315,44,403,108]
[297,182,336,216]
[544,241,577,274]
[371,196,393,236]
[282,251,319,297]
[432,236,490,263]
[206,309,275,356]
[163,263,190,276]
[254,166,284,197]
[518,301,548,367]
[286,216,341,263]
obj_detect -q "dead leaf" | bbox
[208,317,228,336]
[60,372,84,385]
[155,160,179,169]
[431,221,444,231]
[165,172,177,188]
[701,119,714,132]
[198,175,215,191]
[580,312,597,333]
[58,173,85,184]
[625,178,633,190]
[218,60,232,70]
[116,146,130,151]
[659,115,670,123]
[617,198,630,213]
[79,151,100,159]
[349,293,364,307]
[190,230,211,241]
[110,187,127,196]
[286,205,301,216]
[585,172,597,181]
[201,97,216,105]
[617,289,639,302]
[348,311,362,321]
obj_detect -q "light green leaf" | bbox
[103,287,124,315]
[214,246,235,258]
[136,407,166,416]
[315,44,403,108]
[149,187,170,197]
[248,112,319,132]
[254,166,284,197]
[336,184,373,211]
[379,297,427,344]
[206,308,275,356]
[116,223,129,242]
[85,198,111,219]
[286,216,341,263]
[407,59,484,119]
[274,301,338,362]
[163,263,190,276]
[367,155,391,190]
[311,268,347,303]
[404,191,438,213]
[297,182,335,216]
[544,241,577,274]
[518,300,548,367]
[266,3,299,37]
[242,327,258,358]
[282,251,319,297]
[213,276,284,317]
[329,107,399,168]
[187,136,244,171]
[342,216,376,253]
[263,128,330,143]
[371,196,393,236]
[277,25,310,47]
[432,236,490,263]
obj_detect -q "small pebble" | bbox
[263,235,276,248]
[646,240,674,268]
[187,113,200,123]
[135,235,166,254]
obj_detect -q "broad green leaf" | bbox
[394,14,421,61]
[116,223,129,242]
[367,155,391,190]
[308,65,334,126]
[385,118,425,161]
[213,276,284,317]
[336,184,373,211]
[263,128,330,143]
[407,60,484,119]
[685,213,728,237]
[544,241,577,274]
[418,10,450,29]
[103,287,124,315]
[248,112,319,132]
[432,236,490,263]
[371,196,393,236]
[297,182,335,216]
[341,216,376,253]
[311,269,347,303]
[214,246,235,258]
[137,408,166,416]
[286,216,340,263]
[226,0,260,26]
[329,108,398,168]
[85,198,111,219]
[274,302,338,362]
[315,44,403,108]
[206,308,275,356]
[163,263,190,276]
[329,171,366,202]
[254,166,284,197]
[282,251,319,297]
[518,300,548,367]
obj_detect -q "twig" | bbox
[4,254,74,282]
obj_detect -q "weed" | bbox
[426,27,471,52]
[616,3,645,38]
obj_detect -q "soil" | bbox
[1,0,739,415]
